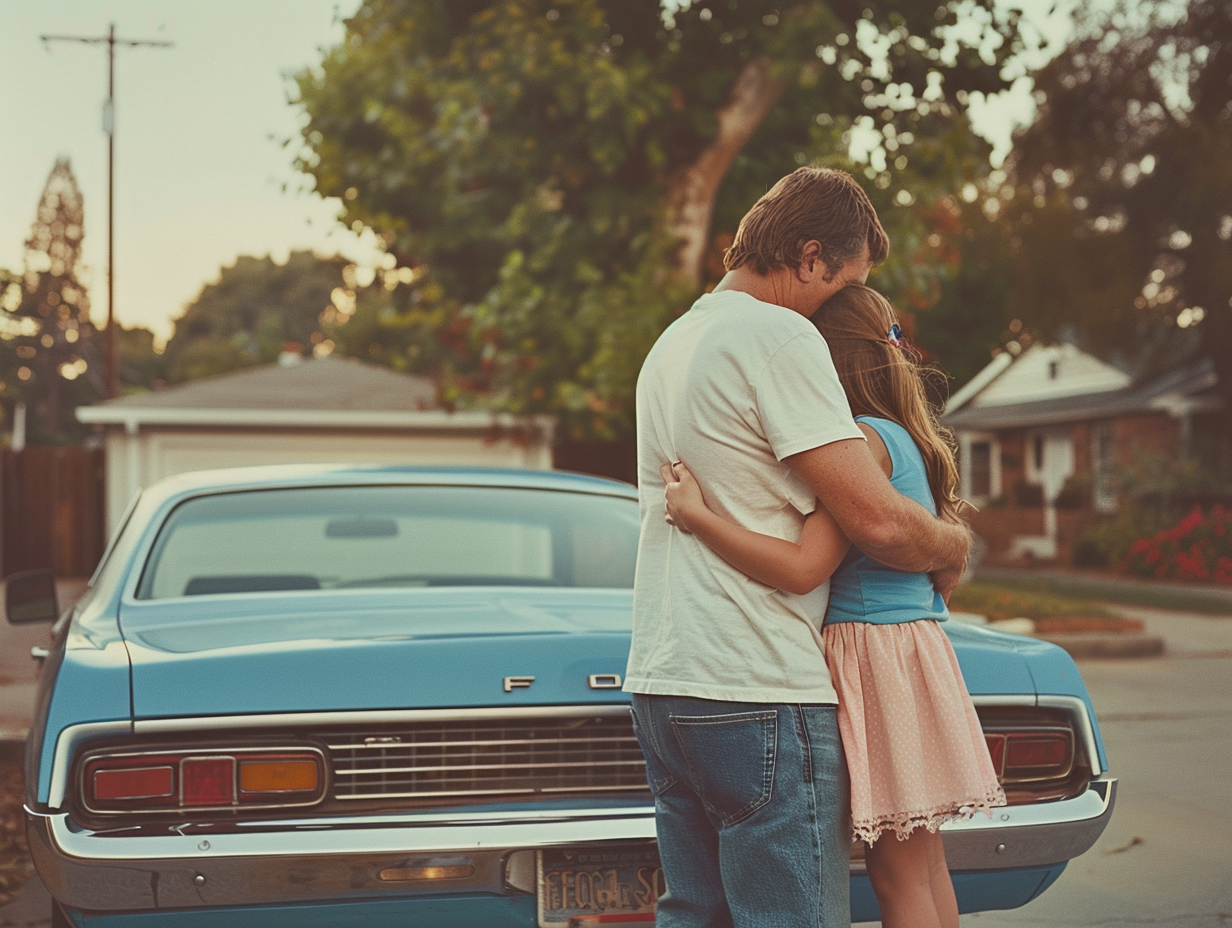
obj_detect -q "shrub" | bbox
[1120,505,1232,583]
[1075,508,1173,569]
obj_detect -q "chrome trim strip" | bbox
[337,783,644,801]
[34,804,658,861]
[34,779,1114,863]
[327,734,638,751]
[50,721,133,811]
[969,694,1036,707]
[338,759,645,776]
[230,806,658,828]
[941,777,1112,834]
[132,704,633,735]
[1037,694,1103,777]
[27,781,1116,911]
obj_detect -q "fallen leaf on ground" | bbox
[1104,835,1144,855]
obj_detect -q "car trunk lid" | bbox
[118,588,635,719]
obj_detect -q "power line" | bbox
[40,23,173,400]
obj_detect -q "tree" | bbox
[1004,0,1232,415]
[913,189,1019,389]
[0,159,104,444]
[116,323,168,393]
[162,251,350,383]
[293,0,1031,437]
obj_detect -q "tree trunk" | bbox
[667,58,787,287]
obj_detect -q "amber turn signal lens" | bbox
[239,759,320,794]
[379,865,475,882]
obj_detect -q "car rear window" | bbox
[136,485,640,599]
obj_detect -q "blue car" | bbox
[7,466,1115,927]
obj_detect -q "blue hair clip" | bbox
[887,323,904,347]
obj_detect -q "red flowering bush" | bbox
[1121,505,1232,583]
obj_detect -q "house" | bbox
[76,355,554,532]
[942,343,1224,565]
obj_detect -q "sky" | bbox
[1,0,1072,345]
[1,0,369,343]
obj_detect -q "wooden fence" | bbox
[2,447,106,578]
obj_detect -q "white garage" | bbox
[77,356,554,532]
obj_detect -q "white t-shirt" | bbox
[624,290,864,704]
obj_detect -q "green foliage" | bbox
[1005,0,1232,411]
[976,569,1232,614]
[1075,509,1173,570]
[116,324,167,395]
[913,192,1016,388]
[1074,454,1231,568]
[949,580,1114,621]
[163,252,349,383]
[292,0,1029,437]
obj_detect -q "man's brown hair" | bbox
[723,167,889,279]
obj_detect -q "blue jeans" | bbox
[630,694,850,928]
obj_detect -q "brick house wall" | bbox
[967,411,1184,567]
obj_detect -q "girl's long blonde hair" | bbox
[813,285,964,524]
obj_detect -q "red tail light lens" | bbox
[982,729,1074,783]
[181,756,236,806]
[92,764,176,802]
[82,748,326,815]
[1004,732,1073,779]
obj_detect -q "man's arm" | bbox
[784,437,971,598]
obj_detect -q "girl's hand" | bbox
[660,461,709,534]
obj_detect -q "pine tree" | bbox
[1,159,104,443]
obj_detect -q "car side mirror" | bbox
[5,569,59,624]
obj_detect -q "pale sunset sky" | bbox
[0,0,1070,345]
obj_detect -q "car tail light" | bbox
[239,757,320,794]
[977,704,1088,805]
[92,763,176,803]
[181,756,236,806]
[82,748,326,815]
[984,729,1074,783]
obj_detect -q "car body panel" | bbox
[19,465,1114,926]
[119,590,635,718]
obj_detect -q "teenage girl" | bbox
[661,284,1005,928]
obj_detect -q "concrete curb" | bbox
[1033,632,1166,659]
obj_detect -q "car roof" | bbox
[138,464,638,510]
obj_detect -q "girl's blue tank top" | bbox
[824,416,950,626]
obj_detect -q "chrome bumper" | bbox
[29,778,1115,912]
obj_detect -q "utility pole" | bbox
[40,23,172,399]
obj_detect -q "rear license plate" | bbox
[536,845,663,928]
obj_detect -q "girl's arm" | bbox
[660,462,850,595]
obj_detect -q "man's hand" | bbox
[929,539,970,603]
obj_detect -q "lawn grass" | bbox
[973,570,1232,617]
[951,580,1114,619]
[949,581,1144,632]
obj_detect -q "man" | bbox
[625,166,971,928]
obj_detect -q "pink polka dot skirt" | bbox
[822,619,1007,845]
